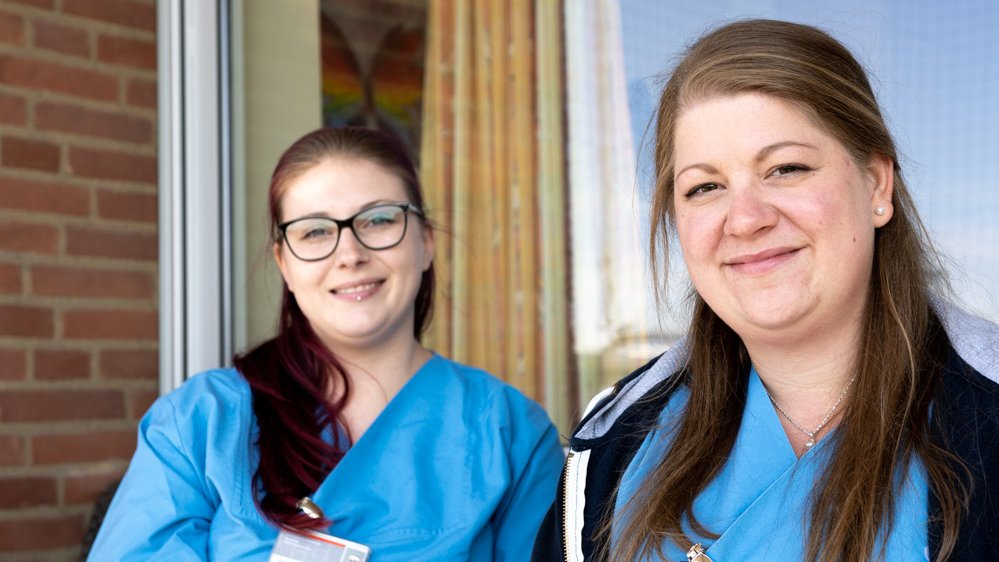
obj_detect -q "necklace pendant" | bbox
[804,437,815,448]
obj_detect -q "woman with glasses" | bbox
[90,127,564,561]
[532,19,999,562]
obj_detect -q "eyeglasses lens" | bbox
[284,205,408,260]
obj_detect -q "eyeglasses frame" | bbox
[277,202,425,262]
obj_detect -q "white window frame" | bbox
[157,0,233,393]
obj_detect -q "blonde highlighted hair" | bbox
[608,19,968,562]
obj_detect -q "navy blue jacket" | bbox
[532,303,999,561]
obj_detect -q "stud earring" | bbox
[875,206,886,216]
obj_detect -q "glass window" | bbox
[617,0,999,335]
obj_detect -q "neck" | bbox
[324,333,431,442]
[745,309,863,404]
[746,320,861,456]
[333,335,430,398]
[750,341,855,402]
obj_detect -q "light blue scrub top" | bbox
[89,355,564,561]
[615,368,929,561]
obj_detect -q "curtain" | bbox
[420,0,574,431]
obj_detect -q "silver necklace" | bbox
[764,375,855,449]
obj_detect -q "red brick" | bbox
[0,389,124,421]
[126,78,156,109]
[0,515,83,550]
[0,53,118,102]
[0,221,58,254]
[97,189,156,222]
[32,430,135,464]
[0,304,53,337]
[0,91,27,125]
[0,434,24,465]
[65,225,155,261]
[129,388,158,419]
[0,348,27,380]
[100,348,156,379]
[64,0,155,32]
[0,262,20,294]
[64,467,123,505]
[6,0,54,8]
[1,135,60,172]
[32,264,154,299]
[0,11,24,45]
[37,101,153,143]
[62,309,157,340]
[97,33,155,70]
[68,145,155,183]
[34,348,90,380]
[0,476,57,508]
[0,176,89,215]
[33,19,90,57]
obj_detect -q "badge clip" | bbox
[687,543,715,562]
[296,496,324,520]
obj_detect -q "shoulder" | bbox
[935,298,999,388]
[570,338,689,448]
[930,302,999,557]
[426,354,545,412]
[155,368,252,419]
[142,368,256,450]
[421,355,557,443]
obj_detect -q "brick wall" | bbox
[0,0,157,559]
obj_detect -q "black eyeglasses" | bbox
[278,202,424,262]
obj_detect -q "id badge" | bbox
[269,529,371,562]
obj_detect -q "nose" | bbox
[723,179,779,237]
[332,226,370,267]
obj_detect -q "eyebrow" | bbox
[755,140,818,162]
[675,141,819,180]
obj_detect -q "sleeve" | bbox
[87,393,218,561]
[489,390,566,562]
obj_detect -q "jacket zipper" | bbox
[562,450,574,562]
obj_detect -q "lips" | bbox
[334,281,380,295]
[725,246,801,276]
[330,279,384,300]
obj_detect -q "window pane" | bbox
[619,0,999,328]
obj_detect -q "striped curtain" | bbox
[420,0,574,432]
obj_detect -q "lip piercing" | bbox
[355,295,362,302]
[875,206,886,216]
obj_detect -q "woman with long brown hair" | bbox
[533,19,999,562]
[90,126,564,561]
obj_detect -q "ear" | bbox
[420,224,435,272]
[867,154,895,228]
[273,241,293,292]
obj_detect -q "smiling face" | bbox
[273,157,433,352]
[672,93,894,349]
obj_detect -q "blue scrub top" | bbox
[615,368,929,561]
[89,354,564,561]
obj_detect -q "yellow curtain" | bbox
[420,0,574,432]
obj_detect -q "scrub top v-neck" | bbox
[614,368,929,561]
[89,354,564,561]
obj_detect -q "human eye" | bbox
[358,207,401,230]
[290,219,335,241]
[769,163,811,178]
[683,183,720,198]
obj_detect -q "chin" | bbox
[721,302,813,338]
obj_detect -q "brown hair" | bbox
[610,19,968,562]
[234,126,434,530]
